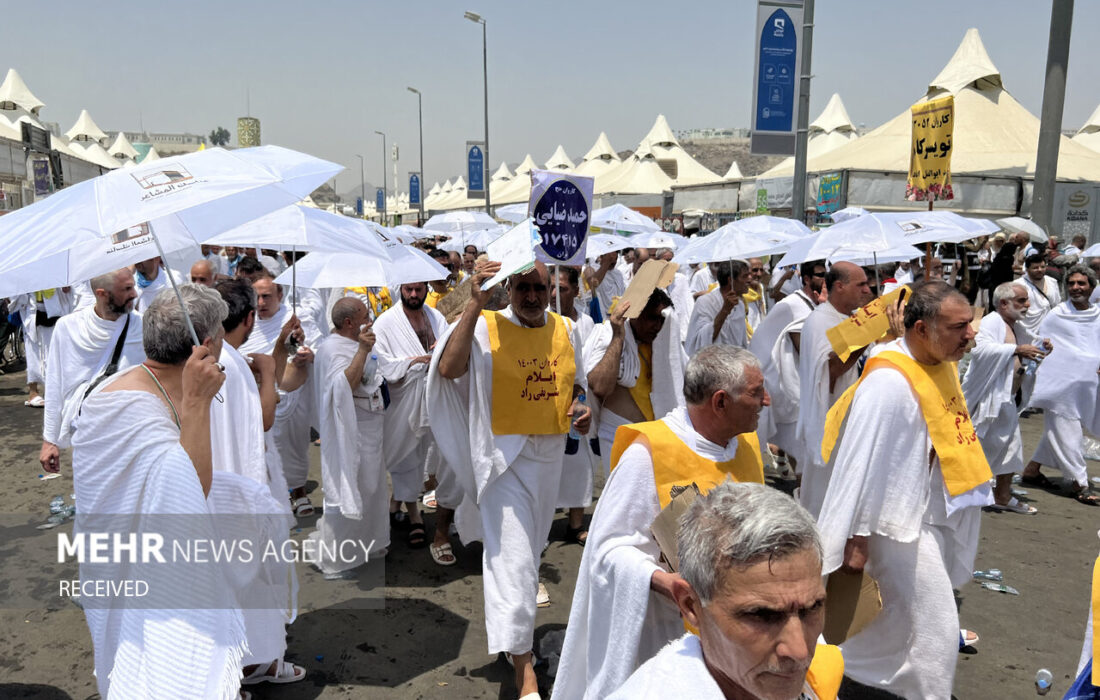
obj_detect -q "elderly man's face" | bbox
[920,296,975,363]
[103,270,137,315]
[252,279,282,320]
[1002,285,1029,320]
[508,266,550,327]
[190,262,215,287]
[225,246,239,259]
[695,548,826,700]
[748,258,764,284]
[722,365,769,434]
[1067,272,1093,305]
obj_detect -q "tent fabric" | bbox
[761,29,1100,182]
[640,114,678,149]
[0,68,44,113]
[426,178,453,209]
[594,142,674,195]
[141,146,161,163]
[491,162,514,181]
[544,145,575,171]
[434,176,470,211]
[71,141,120,170]
[1072,103,1100,154]
[637,114,720,185]
[0,105,44,141]
[107,132,140,160]
[489,163,516,203]
[581,132,619,162]
[759,93,859,177]
[492,154,539,204]
[724,161,744,180]
[64,109,108,143]
[574,132,623,179]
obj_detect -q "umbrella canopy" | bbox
[863,211,996,246]
[391,224,437,241]
[632,231,689,251]
[275,245,449,289]
[0,145,342,275]
[775,215,915,267]
[996,216,1049,243]
[828,206,869,223]
[205,204,390,258]
[674,216,812,265]
[423,210,498,234]
[1080,242,1100,258]
[495,202,529,223]
[589,203,660,235]
[437,226,506,252]
[586,233,636,258]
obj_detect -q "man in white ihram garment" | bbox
[796,261,874,518]
[11,287,73,407]
[132,256,186,312]
[608,481,845,700]
[583,250,626,320]
[310,297,390,576]
[239,275,321,517]
[373,281,448,551]
[553,345,766,700]
[961,281,1047,513]
[429,260,590,699]
[816,280,994,700]
[1018,253,1061,337]
[685,260,752,355]
[71,285,248,699]
[749,260,826,473]
[209,279,306,687]
[1022,265,1100,505]
[583,288,685,475]
[39,269,144,475]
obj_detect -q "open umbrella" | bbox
[423,211,499,234]
[674,216,810,266]
[996,216,1049,243]
[828,206,869,223]
[588,203,660,235]
[632,231,690,251]
[494,202,529,223]
[274,245,449,289]
[775,215,913,268]
[586,233,636,258]
[205,204,390,257]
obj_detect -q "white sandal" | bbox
[242,659,306,685]
[291,496,314,517]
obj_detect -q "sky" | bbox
[5,1,1099,197]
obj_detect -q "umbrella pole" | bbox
[873,252,881,296]
[925,199,933,280]
[150,225,202,347]
[292,243,298,316]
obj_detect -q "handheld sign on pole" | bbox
[482,219,542,290]
[376,188,385,211]
[750,0,804,155]
[409,173,421,205]
[527,169,594,268]
[906,96,955,202]
[467,141,486,197]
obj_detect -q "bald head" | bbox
[825,262,871,314]
[90,268,129,293]
[90,268,137,320]
[331,296,368,335]
[190,259,217,287]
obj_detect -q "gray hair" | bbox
[142,284,228,364]
[902,279,968,330]
[89,268,129,293]
[190,258,216,276]
[331,296,364,329]
[1066,264,1098,289]
[992,281,1024,307]
[683,345,760,405]
[678,481,822,604]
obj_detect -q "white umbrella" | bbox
[586,233,636,258]
[589,203,660,235]
[632,231,690,251]
[392,224,436,240]
[495,202,529,223]
[828,206,869,223]
[437,226,506,252]
[423,210,499,234]
[996,216,1049,243]
[1081,243,1100,258]
[674,216,811,266]
[274,245,449,289]
[867,211,997,246]
[205,204,390,257]
[775,215,913,268]
[837,244,927,267]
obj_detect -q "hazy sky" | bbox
[6,1,1099,195]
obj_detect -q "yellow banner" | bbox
[826,285,910,362]
[906,96,954,201]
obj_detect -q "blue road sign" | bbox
[467,142,485,194]
[356,196,363,215]
[409,173,421,205]
[376,188,385,210]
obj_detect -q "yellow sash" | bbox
[610,419,764,508]
[34,289,56,302]
[742,287,762,341]
[345,286,393,316]
[806,644,845,700]
[821,350,992,496]
[627,343,656,422]
[1093,555,1100,685]
[484,311,575,436]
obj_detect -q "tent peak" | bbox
[928,28,1002,95]
[1076,102,1100,136]
[640,114,678,148]
[582,131,620,162]
[491,162,514,181]
[0,68,44,114]
[514,153,538,175]
[810,93,855,135]
[107,131,140,160]
[65,109,108,142]
[545,144,575,170]
[723,161,743,179]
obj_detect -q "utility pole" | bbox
[1032,0,1074,237]
[790,0,815,225]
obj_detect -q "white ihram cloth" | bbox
[309,334,388,573]
[239,304,317,492]
[666,271,694,343]
[816,340,990,700]
[71,387,248,700]
[750,291,816,462]
[1019,274,1060,337]
[961,312,1032,476]
[373,301,448,502]
[12,289,72,385]
[1027,301,1100,488]
[583,316,687,474]
[427,308,584,654]
[553,407,740,700]
[685,287,746,356]
[559,309,597,508]
[133,268,186,312]
[208,343,296,668]
[43,307,144,448]
[591,267,626,319]
[689,266,714,295]
[797,302,858,518]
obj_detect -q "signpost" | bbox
[467,141,485,198]
[750,0,804,155]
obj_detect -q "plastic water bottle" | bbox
[981,581,1020,595]
[565,393,586,455]
[568,393,586,440]
[973,568,1003,582]
[1035,668,1053,695]
[1023,358,1039,376]
[363,354,378,385]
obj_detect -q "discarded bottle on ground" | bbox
[973,569,1003,582]
[1035,668,1053,695]
[981,582,1019,595]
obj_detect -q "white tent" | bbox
[573,131,622,179]
[140,145,161,163]
[544,144,575,171]
[435,175,471,210]
[489,162,516,202]
[0,104,44,141]
[759,93,859,177]
[723,161,744,180]
[640,114,721,185]
[0,68,44,114]
[493,154,540,204]
[64,109,108,143]
[1072,103,1100,154]
[424,181,443,208]
[762,29,1100,181]
[70,140,120,169]
[107,131,140,160]
[426,178,452,209]
[594,142,674,195]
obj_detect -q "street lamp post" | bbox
[355,154,365,218]
[374,130,387,224]
[464,10,490,215]
[407,86,425,225]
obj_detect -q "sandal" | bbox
[987,497,1037,515]
[407,523,427,548]
[959,629,979,650]
[1020,471,1056,489]
[24,396,44,408]
[242,659,306,685]
[564,525,588,546]
[291,496,314,518]
[430,542,456,566]
[537,582,551,608]
[1073,486,1100,506]
[421,489,438,509]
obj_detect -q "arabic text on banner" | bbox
[906,96,954,202]
[528,169,594,267]
[826,285,911,362]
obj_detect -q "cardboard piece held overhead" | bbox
[617,259,679,319]
[650,483,699,572]
[822,570,883,645]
